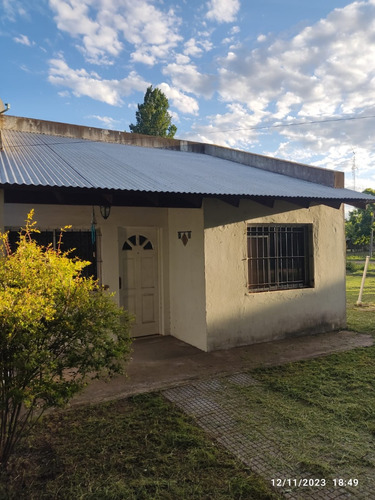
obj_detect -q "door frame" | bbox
[118,226,163,337]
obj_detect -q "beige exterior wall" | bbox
[4,199,347,352]
[4,203,172,336]
[204,198,346,351]
[167,208,207,351]
[4,203,208,349]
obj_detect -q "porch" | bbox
[71,330,373,407]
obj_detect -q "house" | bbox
[0,114,374,352]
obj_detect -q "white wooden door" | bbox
[119,228,159,337]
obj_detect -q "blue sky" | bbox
[1,0,375,192]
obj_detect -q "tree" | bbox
[0,212,133,469]
[129,85,177,138]
[345,188,375,251]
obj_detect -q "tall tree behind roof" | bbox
[129,86,177,138]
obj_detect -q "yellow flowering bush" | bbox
[0,211,133,469]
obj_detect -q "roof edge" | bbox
[0,114,189,149]
[202,144,344,188]
[0,114,343,188]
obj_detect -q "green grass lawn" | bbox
[347,264,375,333]
[346,252,369,261]
[218,268,375,497]
[2,269,375,499]
[1,395,278,500]
[223,345,375,497]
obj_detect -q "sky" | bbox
[1,0,375,193]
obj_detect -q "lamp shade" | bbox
[100,205,111,219]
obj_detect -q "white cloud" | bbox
[221,1,375,119]
[49,0,122,65]
[89,115,120,129]
[163,62,216,98]
[10,0,375,188]
[131,51,156,66]
[159,0,375,191]
[192,0,375,166]
[199,39,213,52]
[158,82,199,115]
[1,0,27,21]
[274,92,302,120]
[206,0,240,23]
[187,102,268,148]
[48,58,149,105]
[222,24,241,44]
[184,38,203,57]
[175,53,190,64]
[13,34,34,46]
[19,64,31,72]
[117,3,182,65]
[183,37,212,57]
[49,0,182,65]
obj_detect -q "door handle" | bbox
[119,277,122,289]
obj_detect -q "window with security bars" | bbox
[6,229,97,279]
[247,225,312,291]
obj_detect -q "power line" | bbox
[202,113,375,135]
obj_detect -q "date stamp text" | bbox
[271,478,359,488]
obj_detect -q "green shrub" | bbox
[0,211,133,469]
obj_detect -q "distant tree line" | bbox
[346,188,375,252]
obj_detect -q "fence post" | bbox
[356,256,370,306]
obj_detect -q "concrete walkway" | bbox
[73,330,373,407]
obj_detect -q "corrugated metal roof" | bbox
[0,129,374,204]
[0,132,89,187]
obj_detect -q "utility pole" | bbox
[352,151,357,191]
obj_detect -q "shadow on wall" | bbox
[205,277,347,351]
[201,197,345,351]
[203,199,319,229]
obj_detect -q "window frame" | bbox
[246,224,314,292]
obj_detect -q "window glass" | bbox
[122,241,132,250]
[122,234,153,251]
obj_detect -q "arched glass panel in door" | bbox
[122,234,153,251]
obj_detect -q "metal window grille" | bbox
[6,229,97,279]
[61,231,97,279]
[247,225,311,291]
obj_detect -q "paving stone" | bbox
[226,372,261,386]
[162,385,199,402]
[183,399,223,418]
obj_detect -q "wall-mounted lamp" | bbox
[100,205,111,220]
[178,231,192,246]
